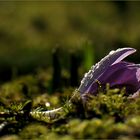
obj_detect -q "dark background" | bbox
[0,1,139,83]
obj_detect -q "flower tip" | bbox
[122,47,136,53]
[111,47,136,65]
[118,47,136,53]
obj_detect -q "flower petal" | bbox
[86,61,140,94]
[79,48,136,94]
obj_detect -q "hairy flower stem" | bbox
[0,90,82,123]
[30,90,82,123]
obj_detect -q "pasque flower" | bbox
[25,48,140,123]
[78,48,140,96]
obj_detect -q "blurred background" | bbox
[0,1,140,90]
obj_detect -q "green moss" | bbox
[19,123,48,140]
[1,75,140,139]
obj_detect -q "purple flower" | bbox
[78,48,140,96]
